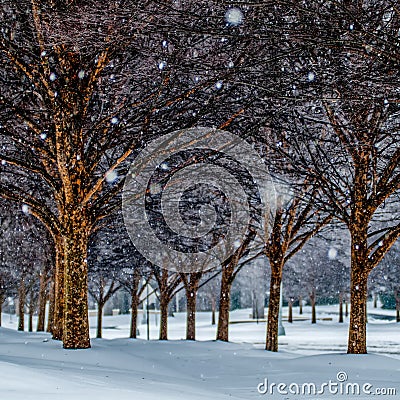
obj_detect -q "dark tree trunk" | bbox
[130,289,139,339]
[28,302,34,332]
[339,292,344,323]
[252,292,256,319]
[18,278,25,332]
[158,270,170,340]
[129,270,141,339]
[47,281,54,333]
[0,295,3,327]
[347,267,368,354]
[299,296,303,315]
[181,272,202,341]
[37,272,47,332]
[62,209,90,349]
[186,290,198,340]
[216,265,234,341]
[288,299,293,323]
[211,296,216,326]
[395,290,400,323]
[96,303,103,339]
[373,293,378,308]
[159,295,169,340]
[266,269,282,352]
[345,299,349,317]
[310,292,316,324]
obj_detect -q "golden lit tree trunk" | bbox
[265,267,282,352]
[52,237,65,340]
[47,281,54,333]
[347,215,369,354]
[347,267,368,354]
[62,208,90,349]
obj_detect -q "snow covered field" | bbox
[1,304,399,399]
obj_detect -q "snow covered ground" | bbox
[1,304,399,399]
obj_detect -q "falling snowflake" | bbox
[225,8,244,26]
[78,70,85,79]
[22,204,29,213]
[49,73,57,81]
[328,247,337,260]
[307,71,315,82]
[111,117,119,124]
[160,162,169,171]
[215,81,223,90]
[105,170,118,183]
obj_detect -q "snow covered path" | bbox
[1,306,400,399]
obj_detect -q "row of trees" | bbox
[1,208,398,345]
[1,1,399,353]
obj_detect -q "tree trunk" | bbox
[288,299,293,323]
[186,290,198,340]
[310,292,316,324]
[211,296,216,326]
[265,269,282,352]
[159,269,170,340]
[299,296,303,315]
[339,292,344,323]
[52,237,64,340]
[130,291,139,339]
[159,295,169,340]
[395,290,400,323]
[347,267,368,354]
[18,278,25,331]
[28,300,34,333]
[182,272,202,341]
[216,265,234,341]
[96,302,103,339]
[0,295,3,327]
[37,272,47,332]
[345,299,349,317]
[373,293,378,308]
[47,281,54,333]
[62,209,90,349]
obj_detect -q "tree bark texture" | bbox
[18,277,25,331]
[216,264,234,341]
[265,269,282,352]
[62,209,90,349]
